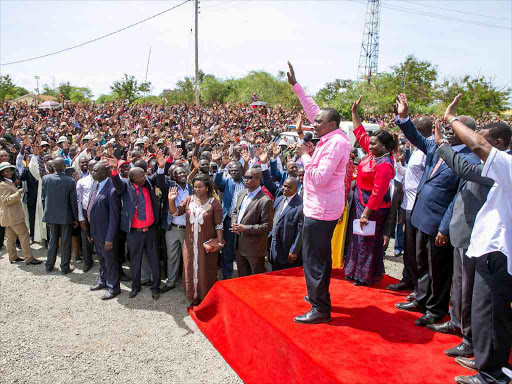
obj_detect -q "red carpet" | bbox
[189,268,475,384]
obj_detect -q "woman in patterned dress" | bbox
[344,97,397,286]
[168,174,224,306]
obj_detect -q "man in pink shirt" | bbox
[287,62,351,324]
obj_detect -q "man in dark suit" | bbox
[19,155,38,241]
[270,177,303,271]
[87,162,121,300]
[42,157,79,274]
[394,95,480,327]
[231,168,273,277]
[109,160,161,300]
[427,122,511,360]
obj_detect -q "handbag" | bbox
[203,238,222,254]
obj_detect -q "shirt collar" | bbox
[98,178,108,190]
[246,186,261,198]
[319,128,341,144]
[452,144,466,152]
[286,193,296,202]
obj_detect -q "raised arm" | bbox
[287,62,320,124]
[395,94,429,154]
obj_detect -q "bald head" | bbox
[128,167,146,186]
[53,157,66,173]
[413,117,433,138]
[459,116,477,131]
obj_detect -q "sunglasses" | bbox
[243,175,259,180]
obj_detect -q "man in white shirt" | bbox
[77,159,97,272]
[438,93,512,384]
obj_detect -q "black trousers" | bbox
[46,224,73,271]
[27,203,36,240]
[302,217,338,314]
[401,209,418,289]
[472,252,512,384]
[449,247,475,345]
[127,227,160,292]
[414,231,453,318]
[221,216,236,279]
[94,241,120,294]
[116,229,128,276]
[81,231,94,267]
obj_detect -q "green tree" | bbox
[0,75,29,101]
[110,74,151,103]
[96,94,116,104]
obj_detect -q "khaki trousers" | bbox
[6,222,33,263]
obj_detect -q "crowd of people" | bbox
[0,62,511,384]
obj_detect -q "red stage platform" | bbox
[189,268,472,384]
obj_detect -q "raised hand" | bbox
[287,61,297,86]
[192,156,200,170]
[156,151,166,168]
[351,96,363,114]
[444,93,463,122]
[434,120,446,146]
[107,157,118,171]
[395,93,408,118]
[295,113,303,136]
[168,186,178,201]
[241,148,251,164]
[212,149,222,163]
[271,142,281,159]
[256,148,268,164]
[221,149,231,166]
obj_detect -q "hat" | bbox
[135,138,144,145]
[60,122,67,127]
[83,135,92,140]
[0,162,16,173]
[118,160,130,167]
[40,141,50,147]
[157,139,165,145]
[278,139,288,147]
[57,136,68,144]
[142,136,150,143]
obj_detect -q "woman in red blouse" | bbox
[344,97,398,286]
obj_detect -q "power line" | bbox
[202,0,253,13]
[0,0,192,66]
[393,0,511,22]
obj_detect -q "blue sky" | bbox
[1,0,511,99]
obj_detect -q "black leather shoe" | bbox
[304,296,311,304]
[396,301,425,313]
[386,281,413,291]
[46,266,54,273]
[406,292,416,302]
[426,321,462,336]
[141,280,153,286]
[83,264,92,273]
[455,357,477,371]
[129,289,140,298]
[26,259,42,265]
[294,309,331,324]
[345,275,354,281]
[90,283,106,291]
[415,313,441,327]
[9,257,24,264]
[61,267,75,275]
[445,342,473,358]
[454,375,482,384]
[151,290,160,300]
[354,280,368,286]
[101,291,120,300]
[161,284,176,293]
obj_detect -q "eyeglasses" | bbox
[243,175,260,181]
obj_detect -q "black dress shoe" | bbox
[426,320,462,336]
[9,257,24,264]
[151,290,160,300]
[445,342,473,357]
[354,280,368,286]
[304,296,311,304]
[294,309,331,324]
[415,313,442,327]
[386,281,413,291]
[345,275,354,281]
[83,264,92,273]
[161,284,176,293]
[396,301,425,313]
[455,357,477,371]
[90,283,106,291]
[129,289,140,298]
[141,280,153,286]
[454,375,482,384]
[101,291,120,300]
[406,292,416,302]
[61,267,75,275]
[46,266,54,273]
[26,259,43,265]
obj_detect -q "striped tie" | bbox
[87,182,99,222]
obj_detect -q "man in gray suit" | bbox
[427,122,511,361]
[42,158,79,274]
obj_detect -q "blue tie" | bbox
[137,185,146,221]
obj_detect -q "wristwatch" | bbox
[449,116,459,125]
[438,139,449,147]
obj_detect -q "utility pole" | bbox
[194,0,200,105]
[34,76,40,105]
[357,0,381,84]
[144,46,152,97]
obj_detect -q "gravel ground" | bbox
[0,240,402,384]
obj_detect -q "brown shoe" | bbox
[455,357,477,371]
